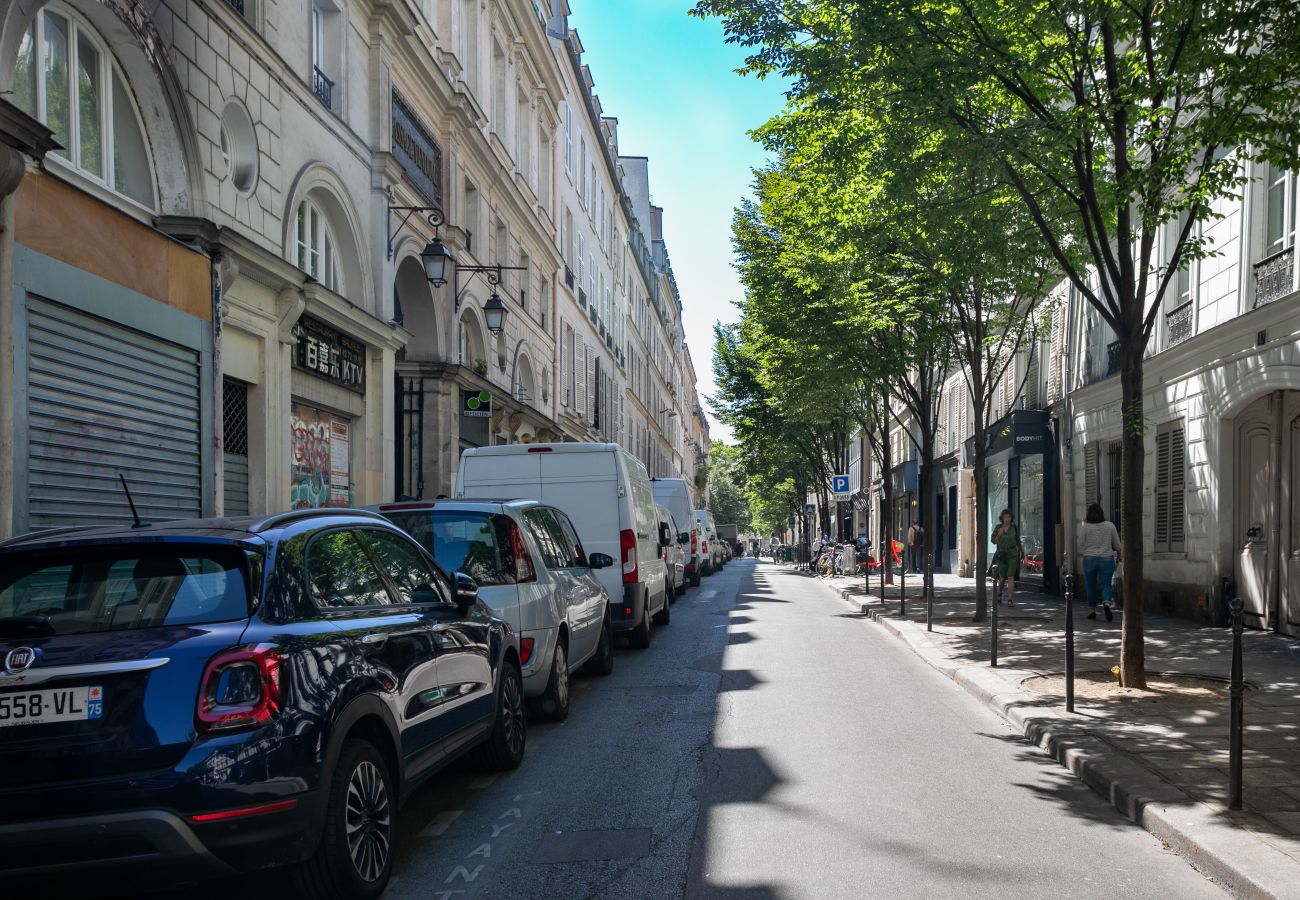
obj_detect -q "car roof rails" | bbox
[250,508,389,532]
[0,525,100,548]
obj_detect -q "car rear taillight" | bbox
[620,529,638,584]
[691,531,698,554]
[519,637,535,666]
[508,520,537,583]
[196,645,282,733]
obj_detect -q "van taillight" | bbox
[691,531,698,553]
[620,529,638,584]
[508,520,537,584]
[196,645,282,733]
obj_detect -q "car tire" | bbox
[473,662,526,771]
[530,639,570,722]
[627,598,652,650]
[652,592,671,626]
[583,611,615,676]
[690,568,701,587]
[290,739,394,900]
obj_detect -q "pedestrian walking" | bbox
[907,521,924,572]
[1080,503,1122,621]
[991,509,1021,607]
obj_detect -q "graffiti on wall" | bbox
[291,403,352,509]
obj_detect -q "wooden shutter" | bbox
[584,344,595,421]
[561,325,571,407]
[1048,308,1065,401]
[575,338,587,418]
[1155,430,1172,553]
[1084,443,1100,507]
[1172,429,1186,552]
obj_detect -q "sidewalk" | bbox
[807,566,1300,899]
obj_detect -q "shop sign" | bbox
[293,316,366,393]
[462,389,492,418]
[392,92,443,208]
[290,403,352,509]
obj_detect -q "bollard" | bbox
[1064,571,1075,713]
[926,551,933,632]
[1229,597,1245,810]
[990,561,999,667]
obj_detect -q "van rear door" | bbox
[537,451,621,602]
[457,450,543,498]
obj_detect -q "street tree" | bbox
[695,0,1300,686]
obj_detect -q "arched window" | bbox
[12,5,155,208]
[295,197,340,292]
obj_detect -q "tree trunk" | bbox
[972,434,990,623]
[880,408,895,585]
[1118,333,1147,688]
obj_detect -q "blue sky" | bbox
[567,1,789,443]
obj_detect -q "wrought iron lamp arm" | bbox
[386,204,446,260]
[454,264,527,309]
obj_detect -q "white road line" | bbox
[419,810,463,837]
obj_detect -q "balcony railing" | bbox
[1164,299,1194,348]
[578,287,586,308]
[1253,246,1294,308]
[312,66,334,110]
[1106,340,1121,376]
[564,266,575,289]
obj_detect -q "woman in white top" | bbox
[1080,503,1122,621]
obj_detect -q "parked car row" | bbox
[0,442,726,899]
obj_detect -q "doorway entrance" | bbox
[1234,390,1300,635]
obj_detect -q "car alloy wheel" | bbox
[502,668,525,759]
[345,759,391,884]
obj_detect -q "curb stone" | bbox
[822,580,1300,900]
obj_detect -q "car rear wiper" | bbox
[0,615,55,637]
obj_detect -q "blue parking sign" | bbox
[831,475,850,494]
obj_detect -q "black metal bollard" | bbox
[1229,597,1245,810]
[1064,571,1075,713]
[880,541,887,603]
[990,561,999,667]
[926,552,933,632]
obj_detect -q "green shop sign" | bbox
[462,390,492,418]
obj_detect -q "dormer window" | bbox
[12,6,155,208]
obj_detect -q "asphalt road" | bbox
[381,559,1225,900]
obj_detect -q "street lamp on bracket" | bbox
[384,190,523,335]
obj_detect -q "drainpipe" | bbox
[0,102,58,539]
[1268,390,1284,630]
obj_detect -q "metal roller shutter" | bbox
[25,297,203,527]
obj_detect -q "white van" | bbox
[695,508,723,574]
[456,443,670,648]
[651,477,701,586]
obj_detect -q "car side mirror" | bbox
[453,572,478,608]
[588,552,614,569]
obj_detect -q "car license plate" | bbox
[0,686,103,727]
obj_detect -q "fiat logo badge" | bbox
[4,647,37,675]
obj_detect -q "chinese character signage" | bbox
[293,316,366,393]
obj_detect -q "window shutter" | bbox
[1169,425,1186,552]
[1048,308,1065,401]
[575,338,587,418]
[1155,429,1172,553]
[561,326,571,407]
[584,344,595,422]
[1084,443,1100,508]
[937,389,948,455]
[958,389,968,441]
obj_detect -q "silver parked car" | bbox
[656,503,688,601]
[373,499,615,721]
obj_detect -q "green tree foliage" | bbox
[695,0,1300,685]
[707,444,753,530]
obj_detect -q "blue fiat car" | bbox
[0,509,524,898]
